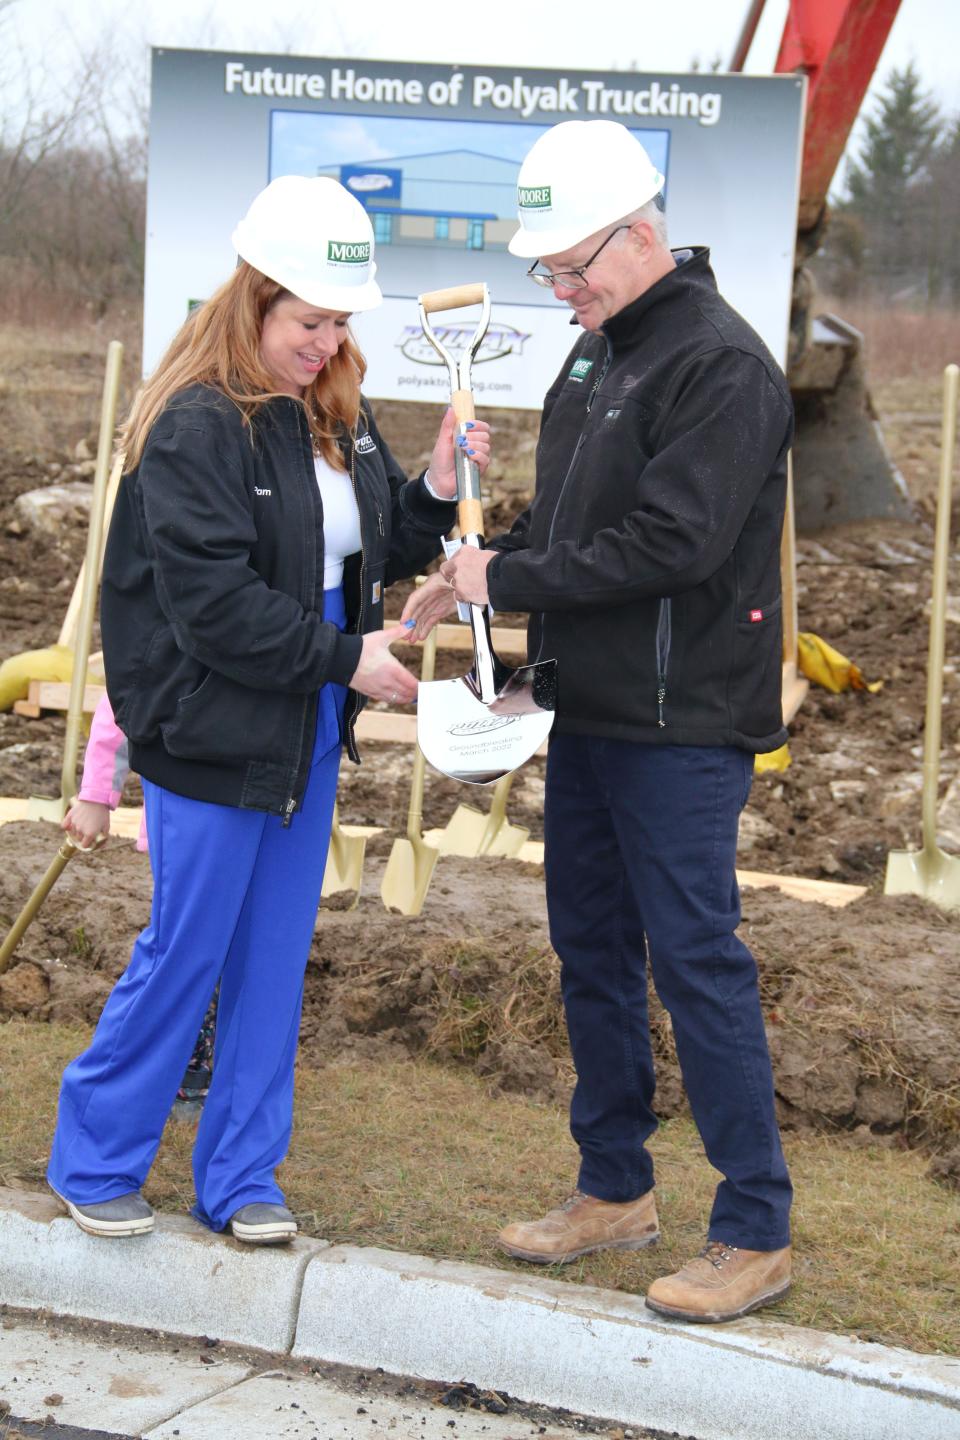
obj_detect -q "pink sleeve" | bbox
[77,694,130,809]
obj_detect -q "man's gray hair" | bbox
[623,195,669,247]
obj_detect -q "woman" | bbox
[46,175,490,1245]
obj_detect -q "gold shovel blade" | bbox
[884,846,960,912]
[417,659,556,785]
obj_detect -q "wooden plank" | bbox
[781,452,800,665]
[354,711,419,744]
[430,623,527,657]
[736,869,867,908]
[0,795,145,837]
[22,680,107,714]
[781,661,809,724]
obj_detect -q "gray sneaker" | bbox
[51,1186,154,1238]
[229,1202,297,1245]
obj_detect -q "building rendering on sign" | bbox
[319,150,518,253]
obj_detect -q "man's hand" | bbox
[348,624,419,703]
[440,547,495,606]
[400,571,457,641]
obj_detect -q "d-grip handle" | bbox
[419,283,486,314]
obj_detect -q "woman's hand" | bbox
[426,406,492,500]
[400,571,458,641]
[62,798,110,851]
[348,623,419,703]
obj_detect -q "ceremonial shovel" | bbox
[415,283,557,785]
[885,363,960,913]
[381,588,441,916]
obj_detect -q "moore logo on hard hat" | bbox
[327,240,371,264]
[518,186,552,210]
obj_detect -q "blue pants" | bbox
[48,590,347,1231]
[544,734,792,1251]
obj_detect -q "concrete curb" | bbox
[2,1186,958,1440]
[0,1187,324,1352]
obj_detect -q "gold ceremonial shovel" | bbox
[415,283,556,785]
[885,363,960,912]
[0,832,106,974]
[381,603,441,916]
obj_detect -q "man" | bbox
[404,119,793,1324]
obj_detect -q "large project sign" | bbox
[146,49,805,406]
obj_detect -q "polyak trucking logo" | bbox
[568,358,594,383]
[518,185,552,210]
[327,240,370,264]
[354,433,376,454]
[398,322,531,367]
[448,715,518,736]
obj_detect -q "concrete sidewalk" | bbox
[0,1311,600,1439]
[2,1186,958,1440]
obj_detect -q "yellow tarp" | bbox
[797,632,883,694]
[0,644,76,712]
[755,743,791,774]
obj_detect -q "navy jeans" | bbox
[544,734,792,1251]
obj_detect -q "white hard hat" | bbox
[232,175,382,313]
[507,121,665,259]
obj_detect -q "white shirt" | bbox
[314,454,362,588]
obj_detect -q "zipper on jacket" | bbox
[377,509,384,537]
[533,338,613,664]
[655,597,672,728]
[343,443,367,762]
[282,796,297,827]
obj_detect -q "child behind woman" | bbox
[63,693,217,1103]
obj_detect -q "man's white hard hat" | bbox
[232,175,382,312]
[507,121,665,259]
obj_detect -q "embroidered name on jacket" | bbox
[254,486,272,496]
[354,433,377,454]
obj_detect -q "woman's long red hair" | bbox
[122,262,366,471]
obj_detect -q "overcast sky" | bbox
[9,0,960,167]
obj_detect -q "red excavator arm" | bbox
[774,0,903,230]
[732,1,903,231]
[731,1,911,531]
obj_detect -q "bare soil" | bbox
[0,349,958,1185]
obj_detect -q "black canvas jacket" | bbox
[486,247,793,753]
[101,384,455,815]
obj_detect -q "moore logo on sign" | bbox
[328,240,371,264]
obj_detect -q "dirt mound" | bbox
[1,820,957,1168]
[1,367,959,1184]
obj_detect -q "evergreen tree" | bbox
[839,64,942,298]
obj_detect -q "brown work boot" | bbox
[497,1188,659,1264]
[645,1241,791,1323]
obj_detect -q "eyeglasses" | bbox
[526,226,629,290]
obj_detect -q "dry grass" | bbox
[1,1018,958,1357]
[822,298,960,384]
[0,318,142,458]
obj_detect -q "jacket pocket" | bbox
[731,594,784,731]
[160,671,293,764]
[362,560,386,633]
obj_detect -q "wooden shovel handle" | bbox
[419,284,486,314]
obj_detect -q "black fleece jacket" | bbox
[101,385,455,815]
[486,247,793,753]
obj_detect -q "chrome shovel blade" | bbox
[417,658,557,784]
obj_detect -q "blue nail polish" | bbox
[465,421,475,429]
[403,619,416,629]
[467,447,476,455]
